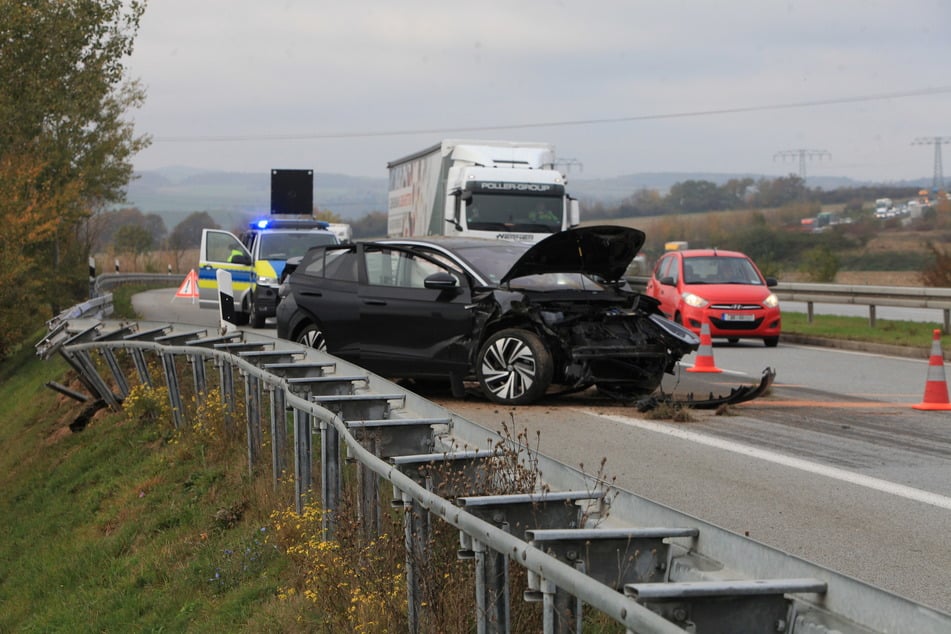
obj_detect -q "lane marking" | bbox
[579,409,951,512]
[740,400,910,408]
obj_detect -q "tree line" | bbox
[0,1,147,359]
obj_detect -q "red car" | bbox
[645,248,781,347]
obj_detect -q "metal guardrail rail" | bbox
[32,292,951,633]
[628,276,951,331]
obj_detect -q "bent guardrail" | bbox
[33,304,951,632]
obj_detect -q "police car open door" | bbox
[198,229,253,311]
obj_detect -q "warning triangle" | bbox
[174,269,200,301]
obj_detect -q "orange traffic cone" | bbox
[913,329,951,411]
[687,321,722,373]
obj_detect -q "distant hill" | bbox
[124,167,930,230]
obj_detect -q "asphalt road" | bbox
[134,288,951,613]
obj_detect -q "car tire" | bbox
[249,294,266,328]
[476,328,553,405]
[296,323,327,351]
[764,336,779,347]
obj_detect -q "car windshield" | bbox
[465,192,563,234]
[683,256,762,285]
[259,232,336,260]
[450,243,606,290]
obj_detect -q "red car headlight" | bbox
[682,292,709,309]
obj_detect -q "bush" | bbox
[799,246,840,282]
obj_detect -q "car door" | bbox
[356,244,474,378]
[647,253,679,319]
[290,245,362,360]
[198,229,253,310]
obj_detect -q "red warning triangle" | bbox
[175,269,200,299]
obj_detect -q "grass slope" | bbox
[0,342,296,632]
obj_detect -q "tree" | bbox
[351,212,388,239]
[0,0,148,352]
[167,212,220,272]
[667,180,722,214]
[114,224,153,269]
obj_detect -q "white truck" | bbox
[387,139,580,243]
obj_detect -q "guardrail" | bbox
[33,292,951,633]
[628,276,951,331]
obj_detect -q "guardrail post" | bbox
[473,538,509,634]
[401,493,424,633]
[64,349,121,411]
[869,305,877,328]
[269,385,287,490]
[190,354,207,403]
[320,419,341,540]
[357,436,381,538]
[160,352,184,429]
[245,373,262,475]
[130,348,152,387]
[100,348,130,399]
[218,358,236,434]
[293,408,312,515]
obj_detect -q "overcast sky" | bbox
[126,1,951,183]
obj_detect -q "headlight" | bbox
[257,276,278,287]
[682,292,709,308]
[763,293,779,308]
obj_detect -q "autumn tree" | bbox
[0,0,148,357]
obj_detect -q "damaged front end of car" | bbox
[469,286,700,399]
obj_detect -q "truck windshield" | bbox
[259,232,337,260]
[465,193,562,233]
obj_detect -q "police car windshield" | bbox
[259,232,336,260]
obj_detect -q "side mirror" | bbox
[231,254,252,266]
[765,277,778,287]
[659,276,676,286]
[423,272,459,290]
[568,198,580,227]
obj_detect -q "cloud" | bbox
[127,0,951,182]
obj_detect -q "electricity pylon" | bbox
[912,136,951,191]
[773,149,831,182]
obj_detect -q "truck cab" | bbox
[198,218,337,327]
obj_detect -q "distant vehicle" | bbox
[198,218,337,327]
[874,198,894,219]
[386,139,580,243]
[645,248,781,347]
[326,222,352,243]
[276,225,699,405]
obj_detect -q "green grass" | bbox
[783,311,943,348]
[0,345,298,632]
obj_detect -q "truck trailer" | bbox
[387,139,580,243]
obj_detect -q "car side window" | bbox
[207,231,245,263]
[655,255,676,283]
[302,248,358,282]
[365,247,453,289]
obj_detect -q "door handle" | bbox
[363,299,387,306]
[301,291,322,298]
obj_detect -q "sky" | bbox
[125,1,951,184]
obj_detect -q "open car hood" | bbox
[499,225,646,284]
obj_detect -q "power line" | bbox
[912,136,951,190]
[152,85,951,143]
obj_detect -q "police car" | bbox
[198,218,337,327]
